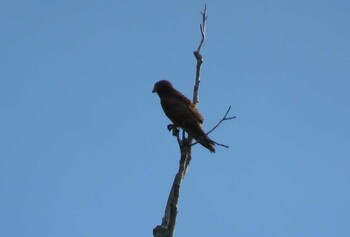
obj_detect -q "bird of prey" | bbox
[152,80,215,153]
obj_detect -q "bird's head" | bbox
[152,80,174,96]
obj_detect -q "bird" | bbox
[152,80,215,153]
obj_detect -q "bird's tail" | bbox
[186,126,216,153]
[198,135,216,153]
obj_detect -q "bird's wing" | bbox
[161,96,204,127]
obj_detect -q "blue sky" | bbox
[1,0,349,236]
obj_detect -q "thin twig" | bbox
[191,106,236,148]
[197,4,207,52]
[206,106,236,136]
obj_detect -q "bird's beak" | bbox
[152,87,156,93]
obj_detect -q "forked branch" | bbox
[193,4,208,105]
[191,106,236,149]
[197,4,207,53]
[206,105,236,136]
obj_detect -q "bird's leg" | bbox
[173,127,179,137]
[167,124,182,146]
[182,129,186,141]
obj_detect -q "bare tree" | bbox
[153,5,235,237]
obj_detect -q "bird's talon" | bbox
[167,124,179,136]
[167,124,174,131]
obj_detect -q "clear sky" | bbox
[1,1,349,236]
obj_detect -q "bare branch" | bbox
[153,141,191,237]
[197,4,207,52]
[213,141,229,148]
[191,106,236,149]
[193,4,208,105]
[206,106,236,136]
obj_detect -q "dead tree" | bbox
[153,5,235,237]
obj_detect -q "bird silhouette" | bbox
[153,80,215,153]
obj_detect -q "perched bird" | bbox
[152,80,215,153]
